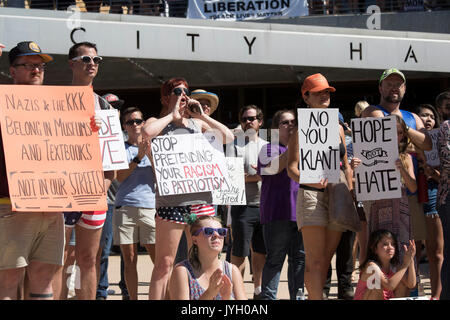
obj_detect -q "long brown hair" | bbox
[395,115,410,173]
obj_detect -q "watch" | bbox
[132,156,141,164]
[405,125,410,132]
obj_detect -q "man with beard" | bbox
[362,69,432,295]
[226,105,268,299]
[362,68,432,151]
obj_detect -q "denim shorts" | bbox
[423,180,439,217]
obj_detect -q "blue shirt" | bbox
[115,142,156,208]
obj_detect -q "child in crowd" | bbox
[354,229,416,300]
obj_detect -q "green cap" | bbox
[379,68,406,84]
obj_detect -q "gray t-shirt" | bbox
[226,134,268,206]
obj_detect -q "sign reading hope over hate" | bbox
[297,108,340,183]
[351,115,401,201]
[0,85,107,212]
[151,133,231,196]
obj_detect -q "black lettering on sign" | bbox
[356,169,399,194]
[244,36,256,55]
[69,170,106,195]
[187,33,200,52]
[151,136,178,153]
[4,94,40,111]
[351,117,392,144]
[137,30,140,50]
[350,42,362,61]
[404,45,418,63]
[17,179,37,197]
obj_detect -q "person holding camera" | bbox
[142,77,234,300]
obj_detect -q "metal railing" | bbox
[1,0,449,18]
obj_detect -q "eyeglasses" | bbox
[193,227,228,238]
[13,63,46,71]
[241,116,259,123]
[72,55,103,65]
[280,120,296,126]
[125,119,144,126]
[172,87,191,96]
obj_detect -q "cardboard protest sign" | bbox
[212,157,246,205]
[424,128,439,167]
[151,133,231,196]
[0,85,107,212]
[97,109,128,171]
[297,108,340,183]
[351,115,402,201]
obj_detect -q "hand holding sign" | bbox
[351,116,402,201]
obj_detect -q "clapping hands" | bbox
[208,268,233,300]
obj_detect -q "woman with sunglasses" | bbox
[169,215,247,300]
[287,73,353,300]
[143,77,234,300]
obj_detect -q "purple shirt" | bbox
[257,143,299,224]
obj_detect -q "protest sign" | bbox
[351,115,401,201]
[97,109,128,171]
[212,157,246,205]
[297,108,340,183]
[187,0,309,21]
[424,128,439,167]
[0,85,107,212]
[151,133,231,196]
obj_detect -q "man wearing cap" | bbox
[0,41,65,300]
[362,68,432,151]
[62,41,115,300]
[190,89,219,116]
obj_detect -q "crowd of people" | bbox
[0,40,449,301]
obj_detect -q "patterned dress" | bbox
[178,260,234,300]
[438,120,450,206]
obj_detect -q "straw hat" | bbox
[190,89,219,115]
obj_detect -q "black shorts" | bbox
[230,205,266,257]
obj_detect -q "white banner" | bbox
[297,108,340,184]
[187,0,309,21]
[212,157,247,205]
[151,133,231,196]
[351,116,402,201]
[97,109,128,171]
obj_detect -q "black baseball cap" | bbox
[102,93,124,110]
[9,41,53,65]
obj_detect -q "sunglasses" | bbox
[193,227,228,238]
[172,87,191,96]
[241,116,259,123]
[125,119,144,126]
[13,63,46,71]
[72,55,103,64]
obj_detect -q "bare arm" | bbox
[116,138,150,183]
[397,154,417,193]
[408,113,432,151]
[231,264,248,300]
[142,94,182,140]
[168,265,190,300]
[340,125,354,189]
[287,128,300,183]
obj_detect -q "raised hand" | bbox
[350,157,361,170]
[219,274,233,300]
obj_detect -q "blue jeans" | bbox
[439,196,450,300]
[260,220,305,300]
[96,204,114,298]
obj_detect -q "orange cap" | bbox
[301,73,336,96]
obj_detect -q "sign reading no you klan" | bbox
[351,116,402,201]
[297,108,340,184]
[151,133,231,196]
[187,0,309,21]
